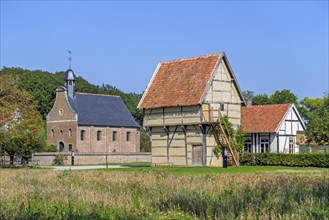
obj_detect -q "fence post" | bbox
[106,155,108,168]
[71,151,75,166]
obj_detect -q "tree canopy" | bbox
[0,74,45,162]
[301,95,329,145]
[269,89,299,107]
[252,94,271,105]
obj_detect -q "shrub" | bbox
[240,153,329,167]
[42,144,57,152]
[53,154,67,165]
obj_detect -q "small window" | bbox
[244,137,252,153]
[51,129,54,138]
[260,137,270,153]
[126,131,131,142]
[220,103,225,111]
[81,130,85,141]
[60,130,63,135]
[59,108,64,115]
[69,129,72,137]
[289,138,294,154]
[97,131,102,141]
[112,131,117,141]
[69,144,73,151]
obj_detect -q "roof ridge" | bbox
[244,103,292,108]
[76,92,120,97]
[160,52,222,64]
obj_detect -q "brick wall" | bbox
[47,89,78,151]
[76,126,140,153]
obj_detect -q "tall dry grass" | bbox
[0,168,328,219]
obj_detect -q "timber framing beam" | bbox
[199,124,211,166]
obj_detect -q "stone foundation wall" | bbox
[34,152,151,166]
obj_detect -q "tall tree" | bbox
[302,95,329,145]
[0,74,45,163]
[252,94,271,105]
[299,97,324,121]
[269,89,298,106]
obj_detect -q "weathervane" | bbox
[68,50,72,69]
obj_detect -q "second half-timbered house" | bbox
[242,103,306,153]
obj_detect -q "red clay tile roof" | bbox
[138,53,222,109]
[242,103,292,133]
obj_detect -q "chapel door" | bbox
[59,142,65,152]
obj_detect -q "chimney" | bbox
[245,99,252,107]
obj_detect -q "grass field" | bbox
[0,166,328,219]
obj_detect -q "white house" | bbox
[242,103,305,153]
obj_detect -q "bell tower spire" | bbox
[68,50,72,69]
[65,50,76,98]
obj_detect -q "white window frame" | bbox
[260,136,270,153]
[289,138,294,154]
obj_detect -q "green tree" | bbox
[269,89,298,106]
[303,95,329,145]
[0,75,45,163]
[252,94,271,105]
[140,128,151,152]
[299,97,324,121]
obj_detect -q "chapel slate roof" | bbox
[68,93,140,128]
[138,53,226,109]
[241,103,292,133]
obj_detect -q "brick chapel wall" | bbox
[47,89,77,122]
[47,121,77,151]
[76,126,140,153]
[47,89,78,151]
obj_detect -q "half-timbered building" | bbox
[241,103,305,153]
[138,53,244,166]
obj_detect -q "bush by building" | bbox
[240,153,329,167]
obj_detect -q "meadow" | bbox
[0,166,328,219]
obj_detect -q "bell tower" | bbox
[64,50,76,98]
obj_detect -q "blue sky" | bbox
[1,1,328,99]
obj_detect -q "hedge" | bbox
[240,153,329,167]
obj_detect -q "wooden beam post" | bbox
[201,124,207,166]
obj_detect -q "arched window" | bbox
[60,130,63,135]
[81,130,85,141]
[97,131,102,141]
[69,129,72,137]
[51,129,54,138]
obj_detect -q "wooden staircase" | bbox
[211,110,239,166]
